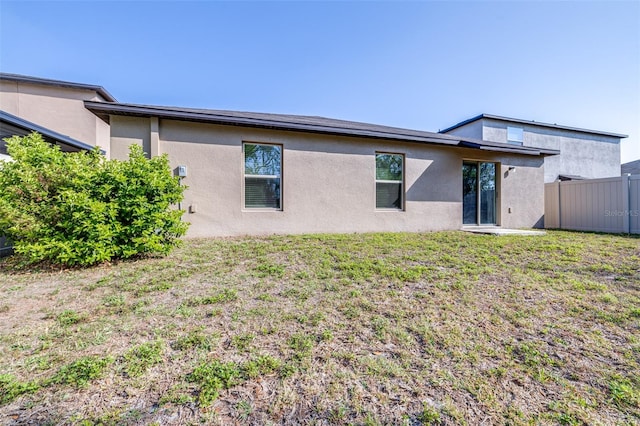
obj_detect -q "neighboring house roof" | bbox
[0,110,99,153]
[558,174,586,181]
[439,113,628,139]
[0,73,117,102]
[621,159,640,175]
[85,101,559,157]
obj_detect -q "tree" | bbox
[0,132,188,266]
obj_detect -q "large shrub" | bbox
[0,132,188,266]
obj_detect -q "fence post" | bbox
[558,181,562,229]
[622,174,630,234]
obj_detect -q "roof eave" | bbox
[85,102,554,157]
[0,73,117,102]
[458,140,558,156]
[85,101,465,147]
[476,145,559,156]
[441,113,627,139]
[481,114,628,139]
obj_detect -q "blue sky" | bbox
[1,0,639,162]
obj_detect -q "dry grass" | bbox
[0,231,638,425]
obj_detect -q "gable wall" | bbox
[441,119,483,139]
[0,80,110,157]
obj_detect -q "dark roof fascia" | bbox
[458,140,559,156]
[85,101,553,157]
[0,110,101,153]
[0,73,117,102]
[461,136,562,155]
[478,145,559,156]
[440,113,628,139]
[558,175,586,181]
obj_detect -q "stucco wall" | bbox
[483,118,621,182]
[0,80,111,157]
[110,115,151,159]
[109,117,545,236]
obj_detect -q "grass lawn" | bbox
[0,231,639,425]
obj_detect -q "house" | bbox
[621,159,640,175]
[83,102,559,236]
[12,73,635,238]
[440,114,627,183]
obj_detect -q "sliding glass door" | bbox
[462,163,478,225]
[463,162,497,225]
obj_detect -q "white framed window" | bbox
[507,126,524,145]
[243,143,282,209]
[375,152,404,210]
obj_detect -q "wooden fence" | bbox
[544,175,639,234]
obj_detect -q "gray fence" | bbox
[545,175,639,234]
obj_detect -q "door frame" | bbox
[462,160,500,226]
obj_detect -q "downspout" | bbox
[178,177,183,211]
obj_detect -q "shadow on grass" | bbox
[544,228,640,239]
[0,251,164,275]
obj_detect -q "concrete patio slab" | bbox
[462,227,546,236]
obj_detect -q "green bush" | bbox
[0,132,188,266]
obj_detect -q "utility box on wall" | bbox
[177,165,188,177]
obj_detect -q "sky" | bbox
[1,0,639,162]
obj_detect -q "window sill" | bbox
[242,208,283,212]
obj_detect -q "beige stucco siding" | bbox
[110,115,151,159]
[0,81,110,156]
[109,117,545,237]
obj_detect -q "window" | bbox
[375,153,403,209]
[244,143,282,209]
[507,126,523,145]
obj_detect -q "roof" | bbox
[558,174,586,181]
[621,159,640,175]
[0,73,117,102]
[85,101,560,157]
[440,113,628,139]
[0,110,99,152]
